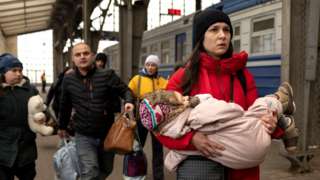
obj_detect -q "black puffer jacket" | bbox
[59,67,134,138]
[0,77,38,167]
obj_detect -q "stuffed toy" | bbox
[28,95,55,136]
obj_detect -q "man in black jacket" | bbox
[57,42,134,180]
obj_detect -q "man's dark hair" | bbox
[95,53,108,64]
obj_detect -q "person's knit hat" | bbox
[139,98,171,131]
[139,90,200,131]
[192,8,233,47]
[0,53,23,74]
[144,54,160,67]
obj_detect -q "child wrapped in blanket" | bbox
[139,82,298,171]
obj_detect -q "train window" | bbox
[251,17,275,54]
[176,33,187,62]
[161,40,171,64]
[162,52,170,64]
[150,43,158,54]
[161,41,170,49]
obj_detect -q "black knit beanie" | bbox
[192,8,233,48]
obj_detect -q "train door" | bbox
[175,33,186,63]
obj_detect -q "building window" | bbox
[161,40,170,64]
[251,17,275,54]
[233,24,241,53]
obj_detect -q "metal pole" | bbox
[159,0,161,26]
[83,0,89,43]
[183,0,185,15]
[171,0,173,21]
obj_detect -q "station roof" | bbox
[0,0,56,36]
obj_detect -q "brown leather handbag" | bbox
[104,112,137,154]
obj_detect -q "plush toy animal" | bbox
[28,95,54,136]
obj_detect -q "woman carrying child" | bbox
[154,8,293,180]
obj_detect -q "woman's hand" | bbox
[191,132,225,157]
[261,109,278,134]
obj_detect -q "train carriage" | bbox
[104,0,283,96]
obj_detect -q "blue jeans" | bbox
[75,133,114,180]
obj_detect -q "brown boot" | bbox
[281,115,299,153]
[274,82,296,115]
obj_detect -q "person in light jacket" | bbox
[124,54,167,180]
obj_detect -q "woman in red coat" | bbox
[156,8,283,180]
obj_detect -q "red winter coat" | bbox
[156,51,283,180]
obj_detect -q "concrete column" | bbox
[5,35,17,55]
[119,4,133,82]
[53,30,64,80]
[282,0,306,136]
[132,5,147,75]
[119,2,148,83]
[304,0,320,148]
[0,30,6,53]
[281,0,320,172]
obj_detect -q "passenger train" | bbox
[104,0,282,96]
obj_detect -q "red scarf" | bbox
[191,51,248,98]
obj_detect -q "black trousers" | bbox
[137,119,164,180]
[0,162,36,180]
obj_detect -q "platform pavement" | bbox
[34,134,320,180]
[260,141,320,180]
[34,87,320,180]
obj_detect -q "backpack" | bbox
[53,139,80,180]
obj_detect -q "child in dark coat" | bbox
[0,53,40,179]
